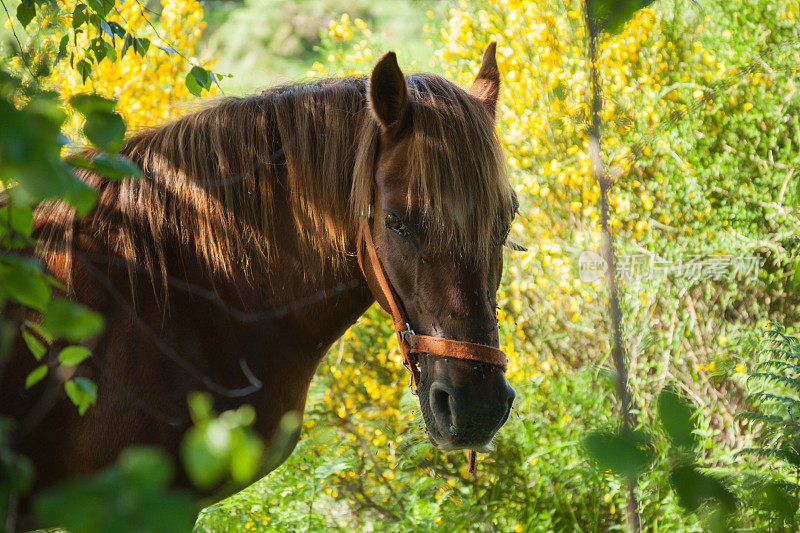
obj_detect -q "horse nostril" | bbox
[430,381,456,434]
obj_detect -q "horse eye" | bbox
[385,214,411,237]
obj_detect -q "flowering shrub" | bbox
[6,0,800,529]
[47,0,217,131]
[200,0,800,530]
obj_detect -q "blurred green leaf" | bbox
[44,298,105,342]
[670,464,737,513]
[0,205,34,248]
[64,377,97,415]
[68,152,142,180]
[83,110,126,153]
[23,320,52,344]
[22,329,46,360]
[58,345,92,366]
[0,260,51,311]
[25,365,47,388]
[181,424,228,490]
[118,447,174,493]
[229,428,264,484]
[34,446,195,533]
[760,481,799,519]
[658,386,697,450]
[584,429,653,478]
[589,0,657,34]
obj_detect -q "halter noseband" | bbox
[356,208,508,472]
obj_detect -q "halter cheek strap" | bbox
[356,214,508,473]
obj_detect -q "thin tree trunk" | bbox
[583,2,641,531]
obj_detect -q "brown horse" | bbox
[1,44,517,497]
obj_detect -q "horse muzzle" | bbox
[419,354,515,451]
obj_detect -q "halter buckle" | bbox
[399,323,415,345]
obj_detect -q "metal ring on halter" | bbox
[399,324,415,344]
[401,360,418,395]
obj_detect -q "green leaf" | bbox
[61,179,98,216]
[72,3,88,29]
[58,345,91,366]
[22,329,47,360]
[658,387,697,450]
[68,152,142,179]
[75,59,92,83]
[584,429,653,478]
[134,37,150,56]
[64,377,97,415]
[33,446,195,532]
[106,20,125,39]
[44,298,105,342]
[89,37,107,63]
[0,260,51,311]
[670,464,736,513]
[185,72,202,97]
[16,3,35,27]
[83,110,126,153]
[24,320,53,344]
[761,481,799,519]
[229,428,264,484]
[119,446,174,492]
[0,205,34,248]
[86,0,113,17]
[25,365,47,388]
[589,0,657,34]
[185,66,212,97]
[181,425,228,490]
[55,34,70,65]
[187,391,214,424]
[121,33,134,56]
[69,93,116,115]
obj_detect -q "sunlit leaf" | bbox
[58,345,92,366]
[0,260,51,311]
[64,377,97,415]
[181,424,228,490]
[25,365,47,388]
[44,298,105,342]
[22,329,46,361]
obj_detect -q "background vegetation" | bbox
[2,0,800,531]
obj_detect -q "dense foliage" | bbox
[1,0,799,531]
[203,0,800,531]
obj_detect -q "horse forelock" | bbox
[36,72,514,289]
[353,72,515,261]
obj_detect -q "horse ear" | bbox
[369,51,410,132]
[469,42,500,117]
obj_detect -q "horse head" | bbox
[356,44,517,453]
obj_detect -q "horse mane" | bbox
[35,73,515,290]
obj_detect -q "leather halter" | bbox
[356,209,508,472]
